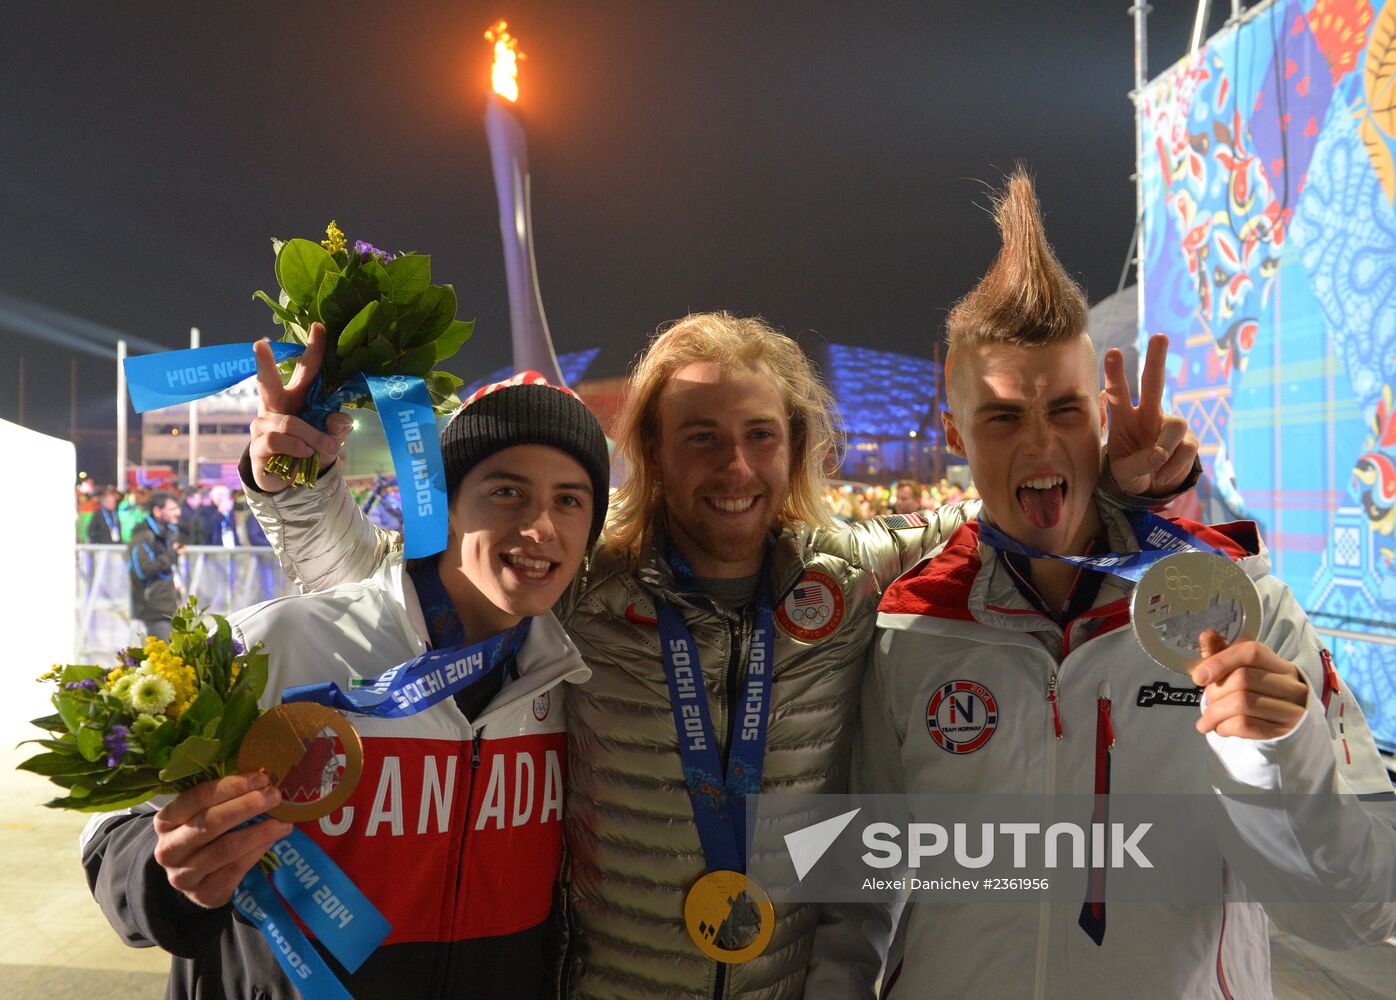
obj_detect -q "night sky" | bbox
[3,1,1216,478]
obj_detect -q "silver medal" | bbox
[1131,551,1262,673]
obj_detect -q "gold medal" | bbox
[237,702,363,822]
[683,870,776,964]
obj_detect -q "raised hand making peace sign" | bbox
[248,322,354,494]
[1103,333,1199,497]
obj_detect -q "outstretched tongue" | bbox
[1017,483,1066,529]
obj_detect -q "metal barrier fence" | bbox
[77,544,296,662]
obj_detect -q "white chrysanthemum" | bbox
[110,674,136,707]
[129,675,176,715]
[130,713,164,743]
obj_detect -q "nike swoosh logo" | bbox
[625,603,658,625]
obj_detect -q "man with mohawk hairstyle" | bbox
[851,169,1396,998]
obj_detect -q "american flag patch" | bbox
[793,585,824,607]
[878,512,929,530]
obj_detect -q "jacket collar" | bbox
[880,504,1269,639]
[382,554,591,728]
[966,502,1138,636]
[634,515,811,615]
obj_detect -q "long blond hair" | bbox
[944,167,1090,410]
[606,312,841,557]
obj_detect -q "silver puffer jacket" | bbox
[242,458,968,1000]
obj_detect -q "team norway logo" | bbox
[926,680,998,754]
[775,570,844,642]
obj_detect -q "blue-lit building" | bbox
[817,343,948,482]
[463,342,950,482]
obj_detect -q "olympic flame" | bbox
[484,20,524,102]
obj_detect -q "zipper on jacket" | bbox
[711,606,754,1000]
[1038,659,1055,994]
[1077,682,1113,947]
[1033,658,1061,1000]
[1046,671,1063,740]
[1215,861,1235,999]
[444,725,481,994]
[718,608,753,771]
[557,847,577,1000]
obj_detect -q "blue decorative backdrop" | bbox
[1139,0,1396,747]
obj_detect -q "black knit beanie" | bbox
[439,372,610,544]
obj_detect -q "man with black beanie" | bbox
[85,371,609,999]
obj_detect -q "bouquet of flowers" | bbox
[253,221,474,486]
[20,599,269,812]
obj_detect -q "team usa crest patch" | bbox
[775,570,844,642]
[926,680,998,754]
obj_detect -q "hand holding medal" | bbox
[1189,630,1310,740]
[1128,549,1308,740]
[152,771,294,909]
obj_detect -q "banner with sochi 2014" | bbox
[1137,0,1396,748]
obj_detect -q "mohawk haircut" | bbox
[944,168,1089,404]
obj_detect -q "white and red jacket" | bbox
[855,507,1396,1000]
[83,552,589,999]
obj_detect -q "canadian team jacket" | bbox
[82,552,590,999]
[855,506,1396,1000]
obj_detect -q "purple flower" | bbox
[353,240,395,264]
[205,636,215,646]
[232,638,246,655]
[64,679,99,691]
[105,725,130,767]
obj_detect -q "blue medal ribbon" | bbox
[122,342,449,557]
[123,342,306,411]
[263,827,392,972]
[656,587,775,874]
[235,867,356,1000]
[233,826,392,997]
[361,374,447,559]
[976,510,1227,583]
[281,619,530,719]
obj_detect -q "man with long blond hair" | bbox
[232,299,1199,998]
[856,170,1395,997]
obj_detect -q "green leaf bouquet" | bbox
[19,599,269,812]
[253,221,474,486]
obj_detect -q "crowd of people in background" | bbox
[74,476,414,545]
[75,481,272,547]
[823,475,979,524]
[77,473,973,542]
